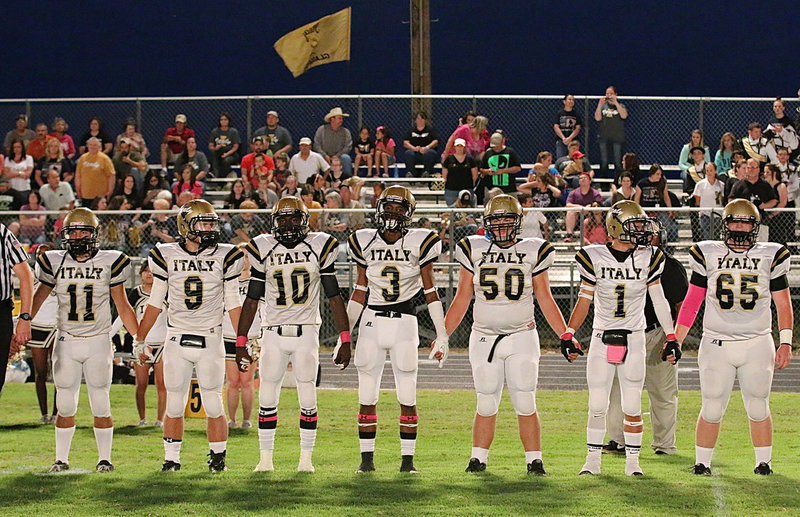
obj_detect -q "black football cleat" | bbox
[96,460,114,473]
[161,460,181,472]
[48,461,69,473]
[465,458,487,473]
[601,440,625,455]
[527,459,547,476]
[754,462,773,475]
[399,455,419,473]
[692,463,712,475]
[356,451,375,473]
[208,450,227,473]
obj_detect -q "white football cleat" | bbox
[625,460,644,476]
[579,456,601,475]
[253,450,274,472]
[297,450,315,472]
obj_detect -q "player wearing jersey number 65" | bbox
[31,208,138,474]
[137,199,244,473]
[563,200,677,477]
[675,199,793,476]
[446,195,571,475]
[347,185,447,474]
[236,197,352,473]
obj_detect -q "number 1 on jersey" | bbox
[613,284,626,318]
[67,283,95,322]
[273,267,311,306]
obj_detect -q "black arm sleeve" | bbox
[320,265,342,298]
[770,275,789,292]
[246,278,265,301]
[690,271,708,289]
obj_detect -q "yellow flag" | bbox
[274,7,351,78]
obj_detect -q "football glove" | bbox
[661,335,682,363]
[560,332,584,363]
[133,341,153,365]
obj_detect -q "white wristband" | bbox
[779,328,792,347]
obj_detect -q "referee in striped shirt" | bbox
[0,223,33,399]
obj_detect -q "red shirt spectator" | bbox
[163,126,195,155]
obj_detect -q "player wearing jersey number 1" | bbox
[563,200,678,476]
[236,197,351,473]
[675,199,793,476]
[31,208,138,473]
[137,199,244,473]
[347,186,448,474]
[446,195,571,475]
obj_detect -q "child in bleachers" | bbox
[374,126,395,178]
[354,125,375,177]
[272,152,290,188]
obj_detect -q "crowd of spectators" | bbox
[2,93,799,257]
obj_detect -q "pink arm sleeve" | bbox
[675,283,707,328]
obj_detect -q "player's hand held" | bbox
[661,334,682,365]
[775,344,792,370]
[429,337,449,368]
[560,329,584,363]
[332,331,352,370]
[235,336,252,373]
[133,341,152,366]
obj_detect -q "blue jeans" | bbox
[403,149,439,177]
[598,139,624,178]
[444,189,459,206]
[338,154,353,175]
[657,212,679,243]
[555,140,568,159]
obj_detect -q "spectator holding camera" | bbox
[594,86,628,177]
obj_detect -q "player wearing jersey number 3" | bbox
[347,185,447,474]
[236,197,351,473]
[563,200,678,476]
[137,199,244,473]
[31,208,138,473]
[675,199,793,476]
[446,195,571,475]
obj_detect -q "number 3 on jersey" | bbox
[273,267,311,306]
[380,265,400,302]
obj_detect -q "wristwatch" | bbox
[19,312,32,321]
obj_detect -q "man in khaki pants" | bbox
[605,232,688,455]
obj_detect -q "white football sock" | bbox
[93,427,113,463]
[695,446,714,467]
[55,426,76,463]
[164,438,182,463]
[209,440,227,454]
[259,429,276,451]
[754,446,772,466]
[471,447,489,463]
[525,450,542,463]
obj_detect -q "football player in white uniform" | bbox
[675,199,793,475]
[236,197,351,473]
[563,200,678,476]
[223,247,261,430]
[346,186,448,474]
[111,262,168,428]
[137,199,244,473]
[30,208,138,473]
[446,195,570,475]
[29,243,59,424]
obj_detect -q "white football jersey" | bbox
[31,278,58,328]
[223,277,262,338]
[455,236,555,334]
[128,286,168,343]
[576,244,665,332]
[246,232,339,326]
[689,240,790,340]
[149,242,244,335]
[36,249,131,337]
[348,228,441,306]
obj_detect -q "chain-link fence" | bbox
[7,205,798,352]
[4,95,795,172]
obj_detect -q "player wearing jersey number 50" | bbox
[347,185,447,474]
[236,197,351,473]
[563,200,678,477]
[137,199,244,473]
[446,195,571,475]
[675,199,793,476]
[31,208,138,474]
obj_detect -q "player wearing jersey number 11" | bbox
[347,185,447,474]
[446,194,571,475]
[564,200,677,476]
[675,199,793,476]
[31,207,138,474]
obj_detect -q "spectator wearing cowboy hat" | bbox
[314,107,353,175]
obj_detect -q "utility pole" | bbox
[410,0,432,118]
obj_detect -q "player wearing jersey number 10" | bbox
[446,194,571,475]
[563,200,678,476]
[137,199,245,473]
[31,207,138,474]
[675,199,793,476]
[236,196,351,473]
[347,185,448,474]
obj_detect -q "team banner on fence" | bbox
[274,7,351,78]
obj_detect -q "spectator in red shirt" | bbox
[49,117,76,161]
[171,163,203,200]
[241,136,274,190]
[565,173,603,241]
[26,123,55,161]
[160,114,195,172]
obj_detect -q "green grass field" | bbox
[1,384,799,516]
